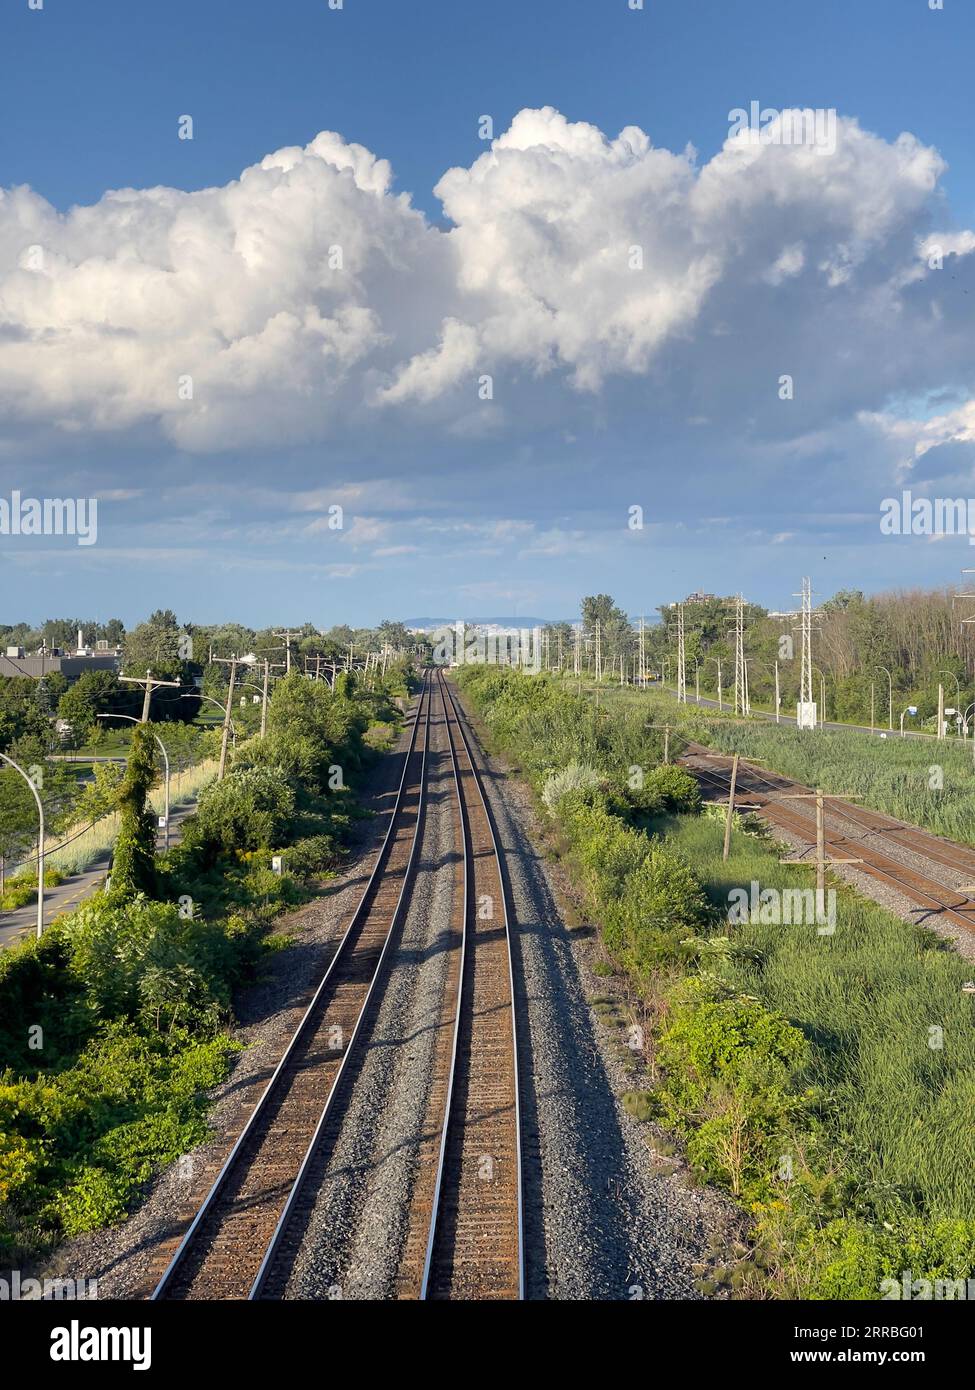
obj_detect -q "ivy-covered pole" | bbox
[109,724,158,900]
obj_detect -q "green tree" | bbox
[108,725,158,901]
[122,610,183,682]
[57,671,122,745]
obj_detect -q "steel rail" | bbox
[418,669,471,1298]
[150,672,433,1300]
[420,668,525,1301]
[248,674,435,1298]
[686,753,975,935]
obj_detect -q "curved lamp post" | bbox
[874,666,893,732]
[0,752,45,939]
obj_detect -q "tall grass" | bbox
[460,667,975,1293]
[601,686,975,845]
[670,813,975,1222]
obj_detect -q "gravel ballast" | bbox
[283,694,460,1299]
[449,687,740,1301]
[33,684,741,1302]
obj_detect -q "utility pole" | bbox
[211,655,239,780]
[789,576,823,730]
[676,603,687,704]
[774,659,781,724]
[777,788,863,904]
[119,670,181,722]
[595,621,602,682]
[261,659,270,738]
[723,754,739,861]
[800,577,813,717]
[638,616,646,686]
[645,722,672,764]
[273,629,300,675]
[938,682,945,740]
[731,594,747,716]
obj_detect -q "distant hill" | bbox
[405,615,570,630]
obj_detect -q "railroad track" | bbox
[419,669,524,1300]
[149,668,524,1300]
[149,672,434,1300]
[683,745,975,936]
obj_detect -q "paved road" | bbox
[650,683,961,743]
[0,798,199,952]
[47,756,130,767]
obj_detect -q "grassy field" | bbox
[596,684,975,845]
[457,665,975,1297]
[670,811,975,1222]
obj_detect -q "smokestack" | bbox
[78,628,84,652]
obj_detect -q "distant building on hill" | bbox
[0,631,122,682]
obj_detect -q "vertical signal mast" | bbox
[799,576,814,711]
[676,603,687,704]
[732,593,746,716]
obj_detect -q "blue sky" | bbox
[2,0,975,626]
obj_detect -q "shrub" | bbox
[604,844,711,974]
[657,983,810,1198]
[285,834,339,877]
[644,764,701,814]
[186,764,296,863]
[541,762,604,814]
[60,895,228,1033]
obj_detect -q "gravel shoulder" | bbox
[450,684,741,1301]
[699,767,975,964]
[282,694,461,1300]
[30,703,419,1301]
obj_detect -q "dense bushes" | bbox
[0,1025,236,1246]
[0,663,407,1260]
[455,663,975,1299]
[183,765,296,865]
[656,976,811,1199]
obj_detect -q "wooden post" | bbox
[140,669,154,723]
[218,657,238,781]
[723,753,739,862]
[815,789,825,897]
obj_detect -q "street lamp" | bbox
[178,693,237,745]
[95,714,171,851]
[939,670,961,702]
[812,666,828,727]
[900,704,918,737]
[0,752,45,939]
[743,657,782,723]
